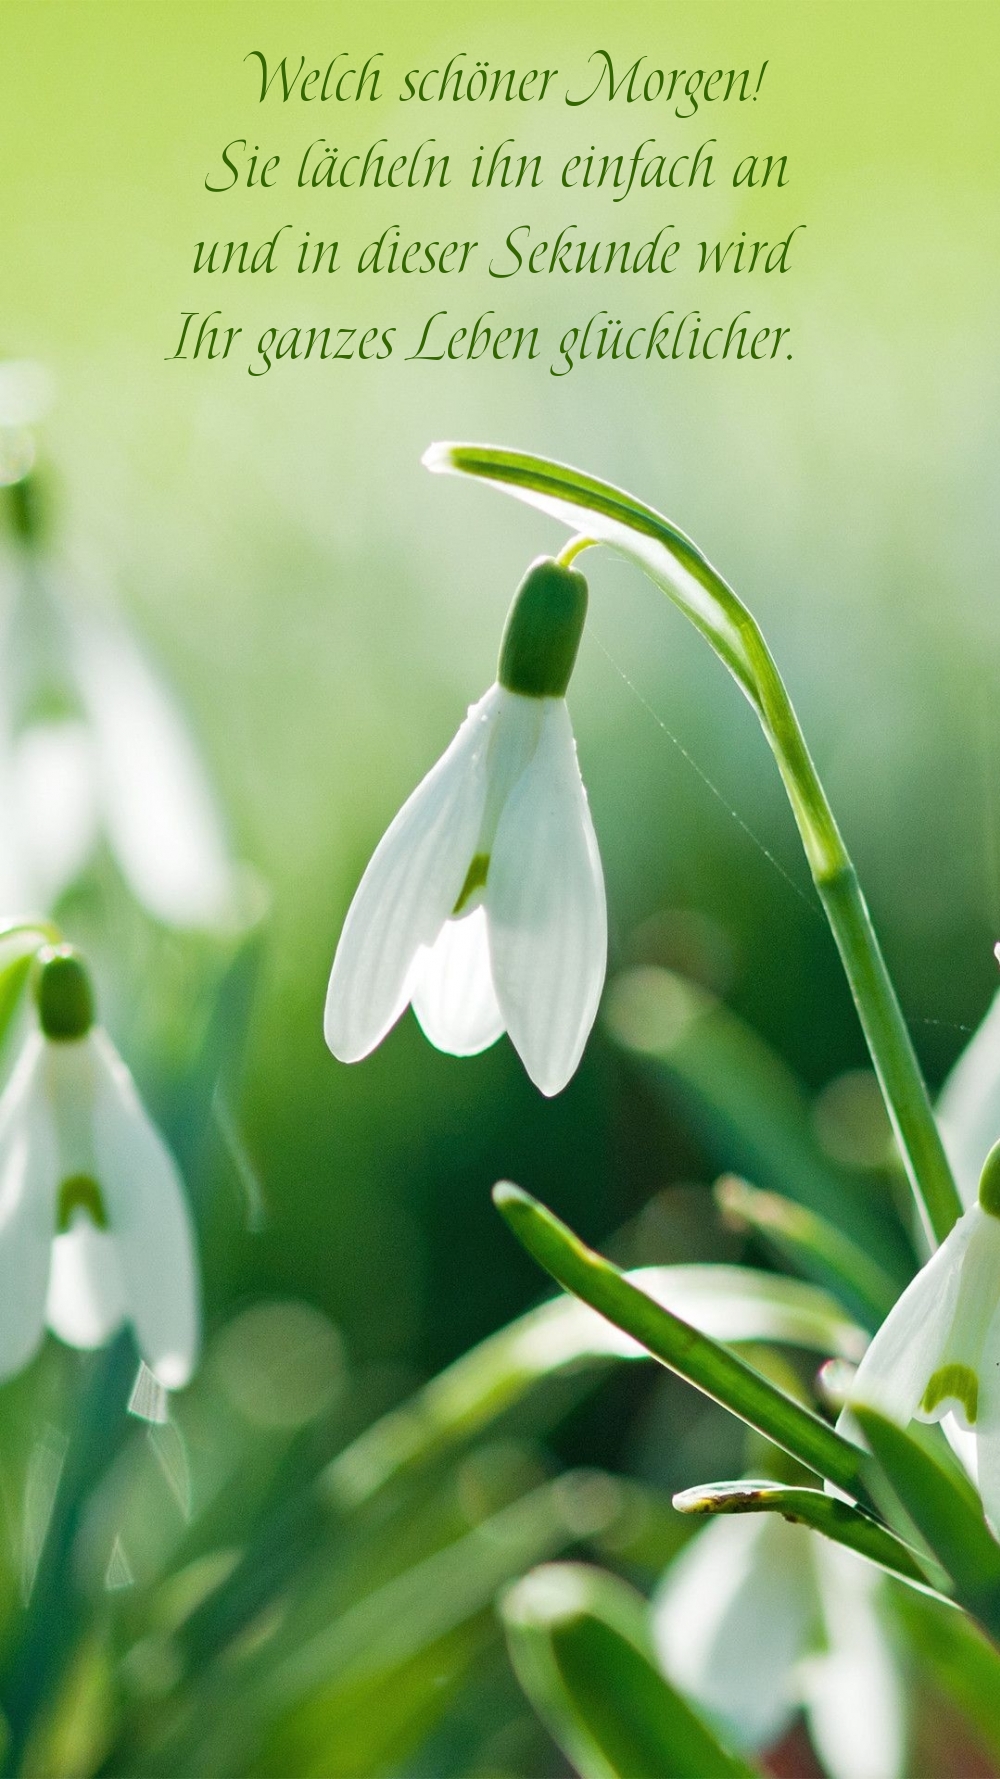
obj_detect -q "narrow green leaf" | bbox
[0,926,53,1050]
[853,1406,1000,1625]
[493,1184,874,1499]
[605,964,906,1269]
[673,1479,942,1593]
[502,1563,757,1779]
[261,1473,623,1711]
[327,1263,866,1510]
[893,1582,1000,1767]
[715,1175,899,1328]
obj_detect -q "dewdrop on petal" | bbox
[0,945,200,1389]
[324,556,607,1096]
[847,1138,1000,1534]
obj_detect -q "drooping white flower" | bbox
[652,1513,904,1779]
[0,946,200,1388]
[0,375,239,929]
[324,557,606,1097]
[937,979,1000,1207]
[846,1144,1000,1531]
[0,599,239,930]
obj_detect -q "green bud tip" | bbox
[497,557,588,700]
[34,945,95,1041]
[979,1141,1000,1218]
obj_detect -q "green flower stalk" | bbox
[425,442,962,1244]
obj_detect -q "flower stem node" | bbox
[497,558,588,701]
[34,945,95,1041]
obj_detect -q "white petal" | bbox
[90,1033,200,1388]
[324,688,499,1062]
[943,1413,979,1483]
[917,1209,1000,1429]
[937,987,1000,1208]
[46,1220,126,1349]
[971,1292,1000,1536]
[651,1514,815,1752]
[801,1541,905,1779]
[73,615,237,929]
[487,700,606,1096]
[13,720,99,906]
[409,907,505,1057]
[0,1038,57,1379]
[848,1207,980,1426]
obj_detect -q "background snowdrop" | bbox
[652,1512,905,1779]
[0,362,240,931]
[0,945,200,1389]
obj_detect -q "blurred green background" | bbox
[2,0,998,1360]
[2,0,999,1667]
[3,0,998,1362]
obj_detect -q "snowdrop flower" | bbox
[0,377,239,928]
[937,969,1000,1207]
[0,946,200,1388]
[0,584,238,929]
[847,1142,1000,1531]
[325,557,606,1096]
[652,1513,904,1779]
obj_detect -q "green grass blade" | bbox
[605,965,906,1270]
[715,1176,900,1329]
[673,1479,942,1593]
[493,1184,873,1498]
[502,1563,758,1779]
[327,1264,866,1511]
[893,1583,1000,1768]
[852,1406,1000,1625]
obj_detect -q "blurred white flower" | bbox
[847,1149,1000,1532]
[324,557,606,1096]
[0,598,238,929]
[652,1513,904,1779]
[0,946,200,1388]
[937,977,1000,1207]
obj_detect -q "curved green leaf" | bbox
[423,443,760,703]
[493,1184,875,1499]
[715,1175,900,1328]
[502,1563,757,1779]
[326,1264,866,1511]
[605,964,906,1270]
[853,1406,1000,1628]
[894,1582,1000,1767]
[673,1479,942,1593]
